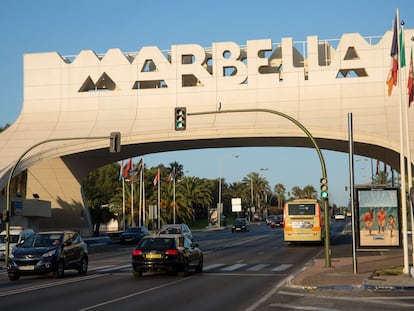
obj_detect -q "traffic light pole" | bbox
[188,108,332,268]
[3,133,119,261]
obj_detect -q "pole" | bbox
[395,10,410,275]
[348,113,358,274]
[122,177,125,230]
[173,172,176,224]
[158,167,161,230]
[218,159,222,228]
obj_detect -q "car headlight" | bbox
[42,249,56,257]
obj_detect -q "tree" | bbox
[290,186,303,199]
[274,183,286,209]
[290,185,318,200]
[372,171,393,186]
[82,163,120,235]
[242,172,270,218]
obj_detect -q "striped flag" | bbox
[386,13,399,96]
[153,170,159,188]
[166,167,176,184]
[122,158,132,178]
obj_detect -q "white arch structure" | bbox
[0,30,413,234]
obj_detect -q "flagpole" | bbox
[122,176,126,231]
[142,157,146,227]
[139,160,142,227]
[395,9,410,275]
[157,167,161,230]
[409,39,414,270]
[401,24,414,273]
[173,167,176,224]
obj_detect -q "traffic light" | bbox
[175,107,187,131]
[320,177,328,199]
[109,132,121,153]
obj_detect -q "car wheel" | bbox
[195,255,203,273]
[133,269,143,278]
[53,260,65,279]
[179,259,189,277]
[8,272,20,281]
[78,256,88,275]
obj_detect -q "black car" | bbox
[232,218,250,232]
[7,231,88,280]
[271,215,284,228]
[132,234,203,277]
[120,226,150,244]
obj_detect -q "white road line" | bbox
[271,264,293,271]
[221,263,248,271]
[203,263,225,271]
[99,264,131,272]
[247,264,270,271]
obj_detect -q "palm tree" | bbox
[291,186,303,199]
[242,172,270,219]
[302,185,318,199]
[274,183,286,209]
[168,161,184,179]
[178,176,212,221]
[372,171,393,186]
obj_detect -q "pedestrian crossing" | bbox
[0,262,294,278]
[86,263,293,274]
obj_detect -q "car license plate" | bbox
[146,253,162,259]
[19,265,35,271]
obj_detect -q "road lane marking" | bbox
[203,263,225,271]
[0,274,107,297]
[271,264,293,271]
[247,264,270,271]
[79,277,190,310]
[221,263,248,271]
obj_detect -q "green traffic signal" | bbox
[320,177,328,199]
[175,107,187,130]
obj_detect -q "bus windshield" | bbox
[288,203,316,216]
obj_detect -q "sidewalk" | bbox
[287,251,414,290]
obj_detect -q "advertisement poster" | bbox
[356,188,400,248]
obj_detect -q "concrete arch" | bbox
[1,30,413,235]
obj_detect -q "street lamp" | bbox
[218,154,239,228]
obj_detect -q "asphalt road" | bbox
[1,220,413,310]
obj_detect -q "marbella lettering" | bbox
[81,39,283,92]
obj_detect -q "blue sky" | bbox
[0,1,413,206]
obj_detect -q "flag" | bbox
[119,160,124,181]
[153,170,159,188]
[409,47,414,107]
[122,158,132,178]
[166,167,176,184]
[399,25,406,68]
[386,13,399,96]
[136,158,144,174]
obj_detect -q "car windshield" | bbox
[127,227,142,233]
[236,219,246,224]
[0,234,20,243]
[138,237,175,249]
[21,233,62,248]
[159,227,181,234]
